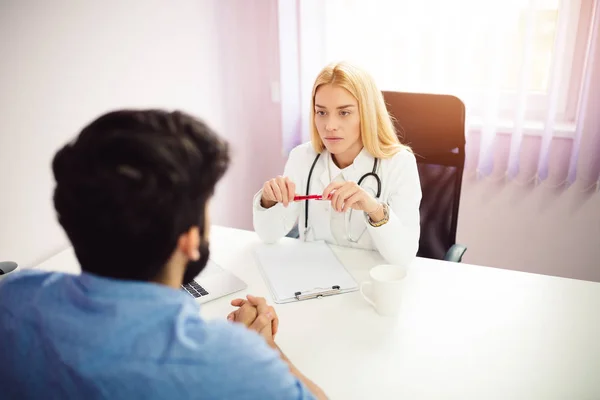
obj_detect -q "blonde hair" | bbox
[310,61,409,159]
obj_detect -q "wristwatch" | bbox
[366,203,389,227]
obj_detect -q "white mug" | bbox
[360,264,407,316]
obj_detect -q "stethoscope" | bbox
[304,153,382,243]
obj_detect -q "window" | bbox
[279,0,599,184]
[296,0,593,133]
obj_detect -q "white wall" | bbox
[0,0,229,267]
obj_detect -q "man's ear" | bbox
[177,226,200,261]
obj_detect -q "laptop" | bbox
[181,259,247,304]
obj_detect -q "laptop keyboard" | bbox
[182,281,209,298]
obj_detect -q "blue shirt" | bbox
[0,270,315,400]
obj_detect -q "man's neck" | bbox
[152,260,185,290]
[152,274,182,290]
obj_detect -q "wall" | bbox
[457,22,600,283]
[211,0,286,230]
[0,0,230,267]
[458,177,600,282]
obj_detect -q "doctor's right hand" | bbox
[260,176,296,209]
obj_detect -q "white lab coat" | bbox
[252,142,422,266]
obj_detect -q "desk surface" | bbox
[35,226,600,400]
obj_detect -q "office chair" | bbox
[382,91,467,262]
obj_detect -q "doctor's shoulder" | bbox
[286,142,319,168]
[380,145,418,171]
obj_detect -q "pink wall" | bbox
[209,0,287,230]
[458,176,600,282]
[0,0,286,267]
[0,0,229,268]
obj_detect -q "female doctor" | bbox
[253,62,422,266]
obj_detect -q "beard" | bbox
[182,239,210,285]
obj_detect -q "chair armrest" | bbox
[444,244,467,263]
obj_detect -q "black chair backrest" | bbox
[382,91,466,260]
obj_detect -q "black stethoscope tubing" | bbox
[304,153,381,231]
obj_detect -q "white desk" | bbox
[35,226,600,400]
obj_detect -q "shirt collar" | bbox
[73,272,191,302]
[326,147,374,180]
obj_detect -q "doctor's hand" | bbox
[323,181,379,214]
[260,176,296,209]
[227,295,279,342]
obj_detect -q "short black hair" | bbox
[52,110,230,281]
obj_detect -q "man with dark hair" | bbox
[0,110,326,399]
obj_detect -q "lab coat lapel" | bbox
[345,148,375,183]
[318,154,330,192]
[306,153,334,242]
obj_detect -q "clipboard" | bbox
[255,240,358,303]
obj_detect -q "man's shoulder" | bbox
[0,270,63,307]
[178,319,280,365]
[0,268,55,285]
[172,320,313,399]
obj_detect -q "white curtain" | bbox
[278,0,600,189]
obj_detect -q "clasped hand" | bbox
[227,295,279,343]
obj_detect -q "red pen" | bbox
[293,195,323,201]
[293,194,332,201]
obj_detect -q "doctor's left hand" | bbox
[323,181,379,214]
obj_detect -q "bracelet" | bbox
[366,203,390,227]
